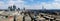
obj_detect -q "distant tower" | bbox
[8,6,13,11]
[8,6,10,11]
[22,7,26,13]
[17,8,20,11]
[23,7,25,10]
[13,5,16,11]
[42,5,46,10]
[42,5,44,10]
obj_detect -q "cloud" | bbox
[52,2,60,9]
[0,1,8,9]
[16,0,60,9]
[0,0,25,9]
[0,0,60,9]
[24,4,42,9]
[0,1,4,6]
[40,2,60,9]
[7,0,24,6]
[55,0,58,1]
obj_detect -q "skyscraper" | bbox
[17,8,20,11]
[13,5,16,11]
[8,6,13,11]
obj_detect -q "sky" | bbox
[0,0,60,9]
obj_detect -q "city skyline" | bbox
[0,0,60,9]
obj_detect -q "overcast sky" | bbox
[0,0,60,9]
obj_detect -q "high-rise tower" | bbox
[42,5,46,10]
[13,5,16,11]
